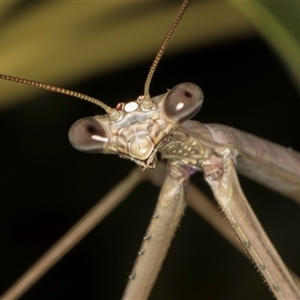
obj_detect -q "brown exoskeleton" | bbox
[0,0,300,300]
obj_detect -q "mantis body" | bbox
[0,0,300,300]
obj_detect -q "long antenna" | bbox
[142,0,191,108]
[0,1,190,117]
[0,74,119,121]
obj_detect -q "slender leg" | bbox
[122,163,190,300]
[187,182,300,287]
[205,157,300,299]
[4,160,298,299]
[187,182,242,253]
[1,167,145,300]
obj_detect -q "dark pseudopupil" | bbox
[87,125,96,134]
[184,90,192,98]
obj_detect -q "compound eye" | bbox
[68,117,108,153]
[163,82,204,124]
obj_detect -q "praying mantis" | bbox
[1,1,300,299]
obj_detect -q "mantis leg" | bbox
[1,167,146,300]
[122,163,189,300]
[205,156,300,299]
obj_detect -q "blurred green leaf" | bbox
[0,1,254,108]
[229,1,300,91]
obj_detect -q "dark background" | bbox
[1,4,300,300]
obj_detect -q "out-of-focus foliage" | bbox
[0,1,254,108]
[230,1,300,92]
[1,2,299,108]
